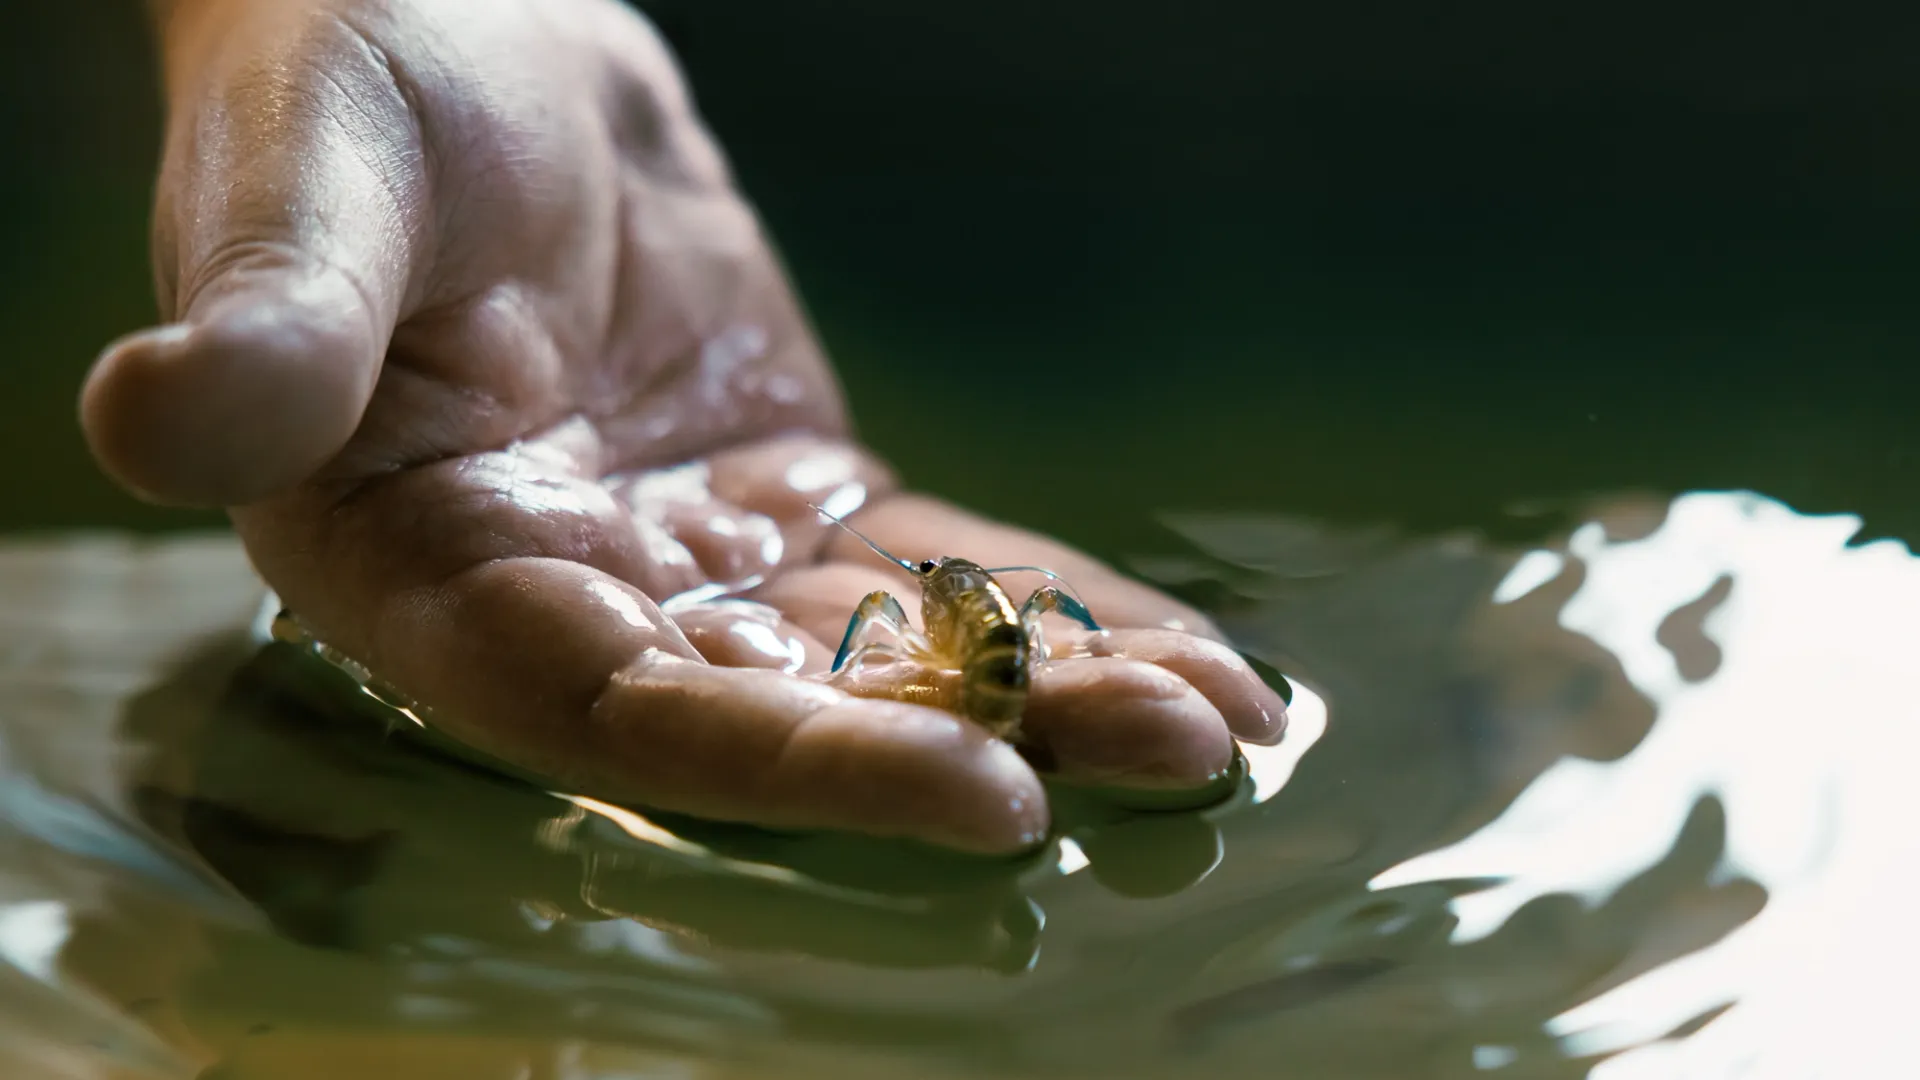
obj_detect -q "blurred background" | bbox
[5,1,1915,560]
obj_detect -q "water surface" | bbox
[3,489,1913,1079]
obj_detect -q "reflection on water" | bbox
[0,492,1914,1078]
[1368,494,1920,1080]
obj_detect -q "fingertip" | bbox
[1177,638,1290,745]
[1062,630,1289,745]
[1025,659,1236,789]
[81,326,196,506]
[81,270,384,507]
[1240,683,1291,747]
[774,699,1052,855]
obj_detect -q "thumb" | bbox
[82,10,427,507]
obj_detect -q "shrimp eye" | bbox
[917,559,938,574]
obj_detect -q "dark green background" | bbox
[6,1,1914,558]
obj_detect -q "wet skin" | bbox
[79,0,1287,854]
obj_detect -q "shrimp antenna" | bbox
[983,566,1093,609]
[807,502,918,573]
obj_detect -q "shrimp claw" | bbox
[1018,586,1102,633]
[831,590,922,672]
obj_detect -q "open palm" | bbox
[82,0,1285,853]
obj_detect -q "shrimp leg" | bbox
[831,591,928,672]
[1018,587,1102,667]
[1018,587,1101,632]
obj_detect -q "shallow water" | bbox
[2,489,1916,1079]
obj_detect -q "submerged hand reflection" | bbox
[79,0,1284,853]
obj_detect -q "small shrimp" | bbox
[809,504,1103,741]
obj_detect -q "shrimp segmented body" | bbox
[810,505,1102,741]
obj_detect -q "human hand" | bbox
[80,0,1286,853]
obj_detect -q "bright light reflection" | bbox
[759,528,785,567]
[783,453,857,492]
[1473,1044,1518,1070]
[1056,836,1090,875]
[625,460,712,505]
[816,482,869,522]
[1240,679,1329,803]
[552,795,929,913]
[657,576,770,615]
[587,580,655,630]
[726,621,807,674]
[0,899,67,983]
[1367,491,1920,1078]
[1492,549,1566,604]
